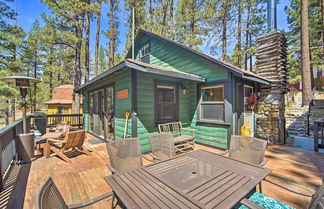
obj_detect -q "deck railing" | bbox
[0,113,83,191]
[314,120,324,152]
[0,118,25,191]
[29,113,83,129]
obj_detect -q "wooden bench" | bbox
[158,122,195,153]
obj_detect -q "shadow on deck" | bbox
[22,133,324,209]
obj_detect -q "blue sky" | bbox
[12,0,290,57]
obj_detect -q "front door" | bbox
[236,83,254,136]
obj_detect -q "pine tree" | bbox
[94,0,102,77]
[107,0,119,68]
[301,0,312,105]
[175,0,211,49]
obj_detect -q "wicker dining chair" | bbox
[225,135,268,167]
[106,138,143,174]
[36,177,113,209]
[148,133,175,161]
[240,179,324,209]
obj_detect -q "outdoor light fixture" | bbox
[1,76,41,134]
[182,85,187,95]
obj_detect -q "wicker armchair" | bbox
[223,135,268,167]
[36,177,113,209]
[240,179,324,209]
[106,138,143,174]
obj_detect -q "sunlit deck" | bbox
[23,133,324,209]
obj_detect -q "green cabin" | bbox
[76,29,270,152]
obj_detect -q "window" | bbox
[156,84,178,123]
[200,85,224,121]
[244,85,254,112]
[139,42,150,63]
[58,106,64,114]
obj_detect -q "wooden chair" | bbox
[45,130,91,163]
[106,138,143,174]
[36,177,113,209]
[240,179,324,209]
[55,122,70,140]
[147,133,175,161]
[158,122,195,153]
[223,135,268,167]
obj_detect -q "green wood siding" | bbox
[136,71,228,151]
[133,34,228,82]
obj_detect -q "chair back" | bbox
[158,122,183,136]
[229,135,267,166]
[62,130,87,150]
[36,177,67,209]
[106,138,143,172]
[55,122,70,138]
[308,180,324,209]
[148,133,175,160]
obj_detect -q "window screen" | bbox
[200,85,224,121]
[156,84,178,123]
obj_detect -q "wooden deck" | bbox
[23,134,324,209]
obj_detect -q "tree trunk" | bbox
[237,0,242,68]
[108,0,115,68]
[301,0,312,106]
[244,3,251,70]
[162,1,169,35]
[221,1,227,62]
[94,2,101,77]
[169,0,174,39]
[84,11,91,82]
[72,20,83,114]
[318,0,324,90]
[189,0,196,48]
[149,0,153,31]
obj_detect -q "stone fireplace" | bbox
[255,31,288,144]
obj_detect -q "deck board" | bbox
[22,134,324,209]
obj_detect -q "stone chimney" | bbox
[255,31,288,144]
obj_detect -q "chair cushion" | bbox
[173,135,194,143]
[239,192,295,209]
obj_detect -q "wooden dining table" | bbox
[105,149,271,209]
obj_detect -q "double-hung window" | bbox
[156,84,178,123]
[139,42,150,63]
[200,85,224,121]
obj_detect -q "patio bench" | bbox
[158,122,195,153]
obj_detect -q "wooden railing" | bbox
[29,114,83,129]
[314,120,324,152]
[0,114,83,190]
[0,118,25,191]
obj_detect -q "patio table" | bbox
[105,149,271,209]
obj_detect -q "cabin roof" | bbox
[76,59,205,92]
[126,29,271,85]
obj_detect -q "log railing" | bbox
[314,120,324,152]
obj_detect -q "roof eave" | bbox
[242,75,271,85]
